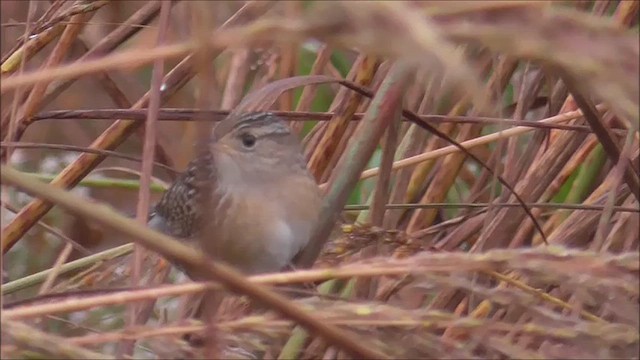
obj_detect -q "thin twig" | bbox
[0,142,178,173]
[32,109,617,134]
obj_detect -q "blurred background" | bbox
[1,1,638,359]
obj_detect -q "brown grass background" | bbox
[0,1,638,359]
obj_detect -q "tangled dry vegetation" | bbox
[1,1,638,359]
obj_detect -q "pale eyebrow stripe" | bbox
[231,112,273,129]
[233,116,291,137]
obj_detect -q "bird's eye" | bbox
[240,133,256,149]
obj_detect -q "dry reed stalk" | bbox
[1,1,637,359]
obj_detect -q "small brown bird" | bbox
[148,111,322,281]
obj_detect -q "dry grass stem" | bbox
[1,2,637,359]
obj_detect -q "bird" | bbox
[2,113,324,355]
[146,111,323,306]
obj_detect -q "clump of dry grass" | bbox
[1,1,638,359]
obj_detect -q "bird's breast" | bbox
[199,178,321,275]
